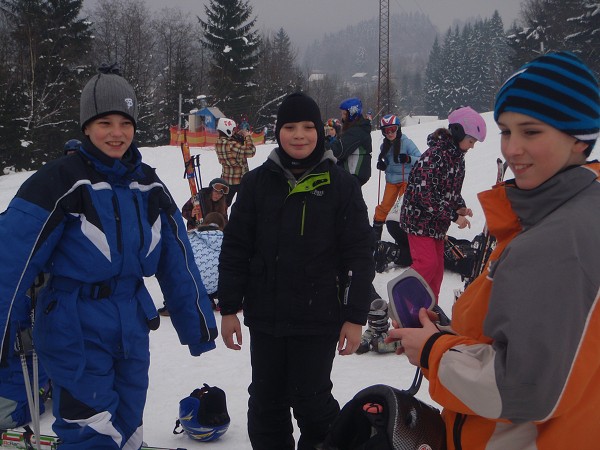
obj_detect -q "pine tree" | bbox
[198,0,260,119]
[0,0,92,171]
[423,36,444,117]
[253,28,303,128]
[508,0,597,72]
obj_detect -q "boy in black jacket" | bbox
[219,93,375,449]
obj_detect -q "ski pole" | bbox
[16,330,41,450]
[191,155,207,218]
[377,169,382,205]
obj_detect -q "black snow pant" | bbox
[247,329,340,450]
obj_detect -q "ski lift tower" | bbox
[377,0,391,121]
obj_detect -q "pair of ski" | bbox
[179,129,206,223]
[0,429,186,450]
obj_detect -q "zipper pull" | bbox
[343,270,352,305]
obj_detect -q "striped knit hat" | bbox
[494,51,599,150]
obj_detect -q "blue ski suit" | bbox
[0,139,217,449]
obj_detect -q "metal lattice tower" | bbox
[377,0,390,120]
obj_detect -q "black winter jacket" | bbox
[330,118,373,185]
[218,150,375,336]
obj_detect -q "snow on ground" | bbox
[3,112,590,449]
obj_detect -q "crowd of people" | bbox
[0,50,598,449]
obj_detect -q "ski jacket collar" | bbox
[480,162,600,240]
[506,163,599,230]
[80,137,145,181]
[267,147,336,185]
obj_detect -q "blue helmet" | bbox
[339,97,363,122]
[64,139,81,155]
[177,385,230,442]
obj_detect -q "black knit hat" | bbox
[275,92,325,170]
[80,63,138,131]
[494,51,599,151]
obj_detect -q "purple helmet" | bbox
[448,106,487,142]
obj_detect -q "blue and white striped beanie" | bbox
[494,51,599,151]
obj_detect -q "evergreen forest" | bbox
[0,0,598,172]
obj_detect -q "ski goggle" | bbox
[386,268,435,328]
[212,183,229,194]
[382,125,399,135]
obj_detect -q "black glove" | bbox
[376,160,387,171]
[398,154,411,164]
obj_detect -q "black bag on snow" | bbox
[443,236,478,278]
[323,383,446,450]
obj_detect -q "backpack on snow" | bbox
[443,235,478,278]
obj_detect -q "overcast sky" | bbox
[83,0,524,50]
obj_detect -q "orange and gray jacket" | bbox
[420,162,600,449]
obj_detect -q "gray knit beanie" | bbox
[80,63,138,130]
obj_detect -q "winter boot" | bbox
[372,221,384,242]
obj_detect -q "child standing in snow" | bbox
[218,92,375,449]
[389,51,600,449]
[0,64,217,449]
[372,114,421,240]
[399,106,487,301]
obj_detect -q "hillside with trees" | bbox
[0,0,598,173]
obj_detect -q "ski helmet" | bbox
[64,139,82,155]
[339,97,363,122]
[217,118,237,137]
[177,384,230,442]
[447,106,487,142]
[379,114,401,135]
[326,118,341,133]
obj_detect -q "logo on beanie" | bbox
[125,98,134,110]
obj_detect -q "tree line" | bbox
[0,0,598,173]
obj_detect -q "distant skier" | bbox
[181,177,229,231]
[372,113,421,241]
[330,97,373,186]
[215,118,256,206]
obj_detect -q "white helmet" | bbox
[217,118,237,137]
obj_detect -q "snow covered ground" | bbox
[1,113,595,449]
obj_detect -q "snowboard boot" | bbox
[372,221,384,242]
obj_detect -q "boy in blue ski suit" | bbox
[0,65,217,449]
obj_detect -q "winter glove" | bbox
[398,154,411,164]
[376,160,387,171]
